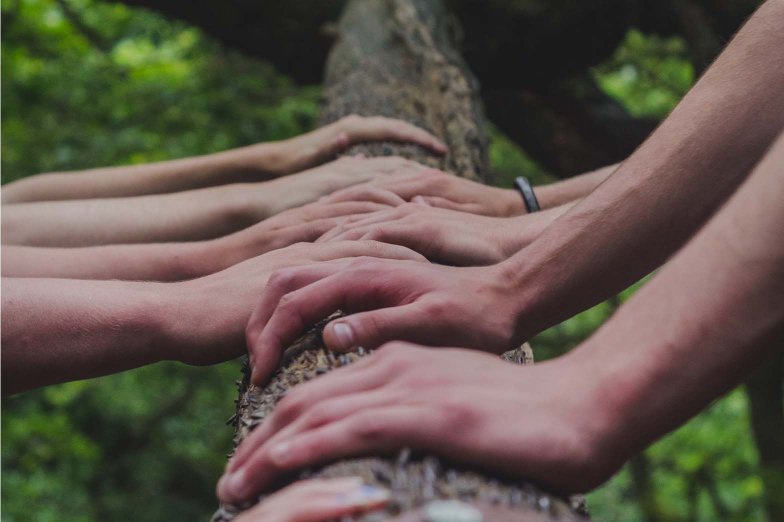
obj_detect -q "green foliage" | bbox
[0,2,767,521]
[593,29,695,119]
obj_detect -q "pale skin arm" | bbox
[1,156,426,247]
[0,115,446,204]
[240,0,784,382]
[1,200,392,280]
[0,241,425,395]
[218,130,784,503]
[325,162,614,217]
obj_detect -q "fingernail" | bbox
[219,468,247,500]
[269,441,291,465]
[330,322,355,350]
[337,485,391,507]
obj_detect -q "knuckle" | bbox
[267,269,294,291]
[349,412,392,442]
[276,392,307,420]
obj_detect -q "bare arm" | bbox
[238,0,784,382]
[1,156,424,247]
[534,163,617,209]
[223,130,784,503]
[0,240,425,395]
[504,0,784,340]
[1,200,391,280]
[1,116,446,204]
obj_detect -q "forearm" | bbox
[504,0,784,338]
[571,132,784,464]
[1,183,262,246]
[1,277,178,394]
[535,163,617,209]
[2,241,227,281]
[1,142,288,204]
[498,202,575,258]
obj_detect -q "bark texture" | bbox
[213,1,586,521]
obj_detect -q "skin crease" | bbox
[1,200,395,281]
[0,240,426,395]
[0,155,432,247]
[219,130,784,504]
[244,0,784,385]
[231,477,389,522]
[1,114,447,204]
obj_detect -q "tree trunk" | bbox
[212,1,586,520]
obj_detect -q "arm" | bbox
[221,130,784,503]
[241,0,784,383]
[1,200,391,280]
[325,162,613,217]
[504,0,784,339]
[0,240,425,395]
[1,115,446,204]
[1,156,423,247]
[534,162,616,209]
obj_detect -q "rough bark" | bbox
[212,1,586,520]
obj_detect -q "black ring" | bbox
[514,176,540,213]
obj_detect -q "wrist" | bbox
[546,348,632,485]
[161,277,246,365]
[497,187,527,217]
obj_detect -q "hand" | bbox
[232,477,389,522]
[246,258,523,383]
[259,156,429,218]
[211,200,395,272]
[318,203,530,265]
[167,241,426,366]
[218,343,617,504]
[325,169,525,217]
[276,115,447,174]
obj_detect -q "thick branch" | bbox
[213,1,585,520]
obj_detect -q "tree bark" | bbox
[212,1,586,520]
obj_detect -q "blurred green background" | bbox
[1,0,777,520]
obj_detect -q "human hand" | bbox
[232,477,389,522]
[245,258,523,384]
[261,155,429,217]
[167,241,426,366]
[211,200,396,272]
[318,203,531,265]
[218,343,617,504]
[326,169,525,217]
[276,115,447,174]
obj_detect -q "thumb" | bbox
[323,304,421,352]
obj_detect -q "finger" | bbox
[232,477,389,522]
[322,303,428,352]
[306,240,424,263]
[247,262,352,383]
[251,265,416,384]
[317,226,366,243]
[325,185,407,206]
[343,116,447,155]
[311,201,391,219]
[227,358,391,473]
[411,195,471,212]
[222,406,429,501]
